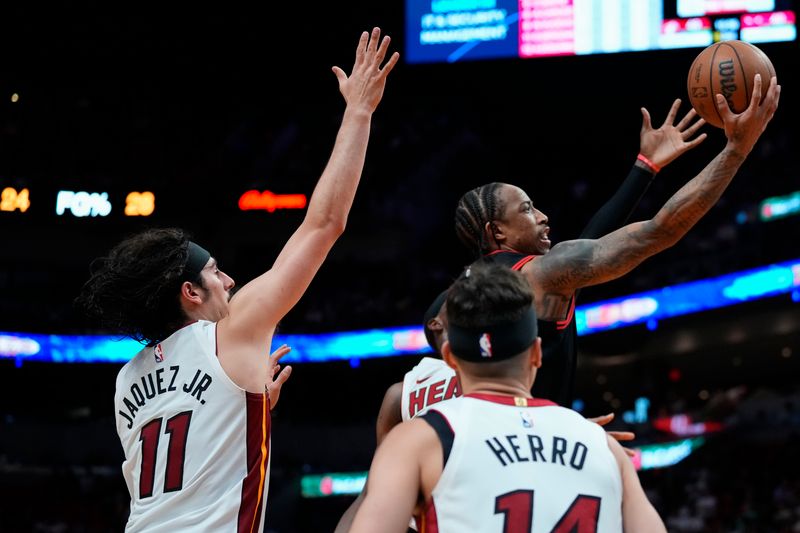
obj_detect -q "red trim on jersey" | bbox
[420,499,440,533]
[484,249,507,257]
[238,392,271,533]
[465,392,557,407]
[556,296,576,330]
[511,255,536,271]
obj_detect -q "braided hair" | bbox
[454,182,506,258]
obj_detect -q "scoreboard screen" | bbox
[405,0,796,63]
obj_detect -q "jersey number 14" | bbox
[495,490,601,533]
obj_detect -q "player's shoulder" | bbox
[407,356,450,375]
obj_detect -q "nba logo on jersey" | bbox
[520,411,533,428]
[153,343,164,363]
[479,333,492,358]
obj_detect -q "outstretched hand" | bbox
[639,98,707,171]
[717,73,781,155]
[266,344,293,410]
[587,412,637,458]
[332,27,400,114]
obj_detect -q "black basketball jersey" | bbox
[476,250,577,407]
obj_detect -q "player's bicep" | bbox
[533,221,663,293]
[607,436,667,533]
[375,382,404,446]
[351,423,424,533]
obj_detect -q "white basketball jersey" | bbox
[114,321,271,532]
[419,393,623,533]
[401,357,460,421]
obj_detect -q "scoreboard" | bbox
[405,0,796,63]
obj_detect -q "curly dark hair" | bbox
[454,182,507,258]
[75,228,204,345]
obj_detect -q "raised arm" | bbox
[530,75,780,303]
[217,28,399,390]
[579,100,706,239]
[607,435,667,532]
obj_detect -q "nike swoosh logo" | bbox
[415,375,432,384]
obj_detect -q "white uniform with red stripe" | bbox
[401,357,460,421]
[114,320,270,533]
[420,393,623,533]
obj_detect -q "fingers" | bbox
[747,73,763,111]
[624,447,637,458]
[332,65,347,84]
[354,30,369,66]
[374,34,391,66]
[764,76,781,118]
[715,93,734,122]
[640,107,652,132]
[273,365,292,388]
[380,51,400,77]
[675,107,698,131]
[587,413,614,426]
[270,344,292,363]
[663,98,681,126]
[684,132,708,150]
[606,431,635,442]
[682,114,706,139]
[367,27,380,53]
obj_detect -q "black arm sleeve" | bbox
[578,164,656,239]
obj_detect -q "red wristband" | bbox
[637,153,661,174]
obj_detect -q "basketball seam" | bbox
[729,44,750,109]
[710,44,724,126]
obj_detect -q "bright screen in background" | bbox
[405,0,796,63]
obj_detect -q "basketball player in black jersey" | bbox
[455,77,780,407]
[335,98,711,533]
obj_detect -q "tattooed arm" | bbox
[527,75,780,319]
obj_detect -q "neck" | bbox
[457,375,533,398]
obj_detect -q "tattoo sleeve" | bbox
[532,146,748,294]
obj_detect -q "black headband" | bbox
[183,241,211,279]
[423,289,448,326]
[447,306,538,362]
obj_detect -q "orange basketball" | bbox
[686,40,776,129]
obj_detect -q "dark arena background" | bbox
[1,2,799,532]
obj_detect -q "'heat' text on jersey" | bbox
[408,376,461,418]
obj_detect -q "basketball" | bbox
[687,40,776,129]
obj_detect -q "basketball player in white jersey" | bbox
[350,263,667,533]
[75,28,399,532]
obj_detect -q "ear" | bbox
[484,220,505,245]
[530,337,542,369]
[179,280,205,306]
[427,317,444,333]
[442,341,459,371]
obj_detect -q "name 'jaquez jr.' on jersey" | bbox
[114,321,271,533]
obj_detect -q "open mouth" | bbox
[540,227,551,245]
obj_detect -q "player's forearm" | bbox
[649,144,746,247]
[579,164,655,240]
[304,106,374,232]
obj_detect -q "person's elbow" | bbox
[643,218,682,252]
[306,212,349,239]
